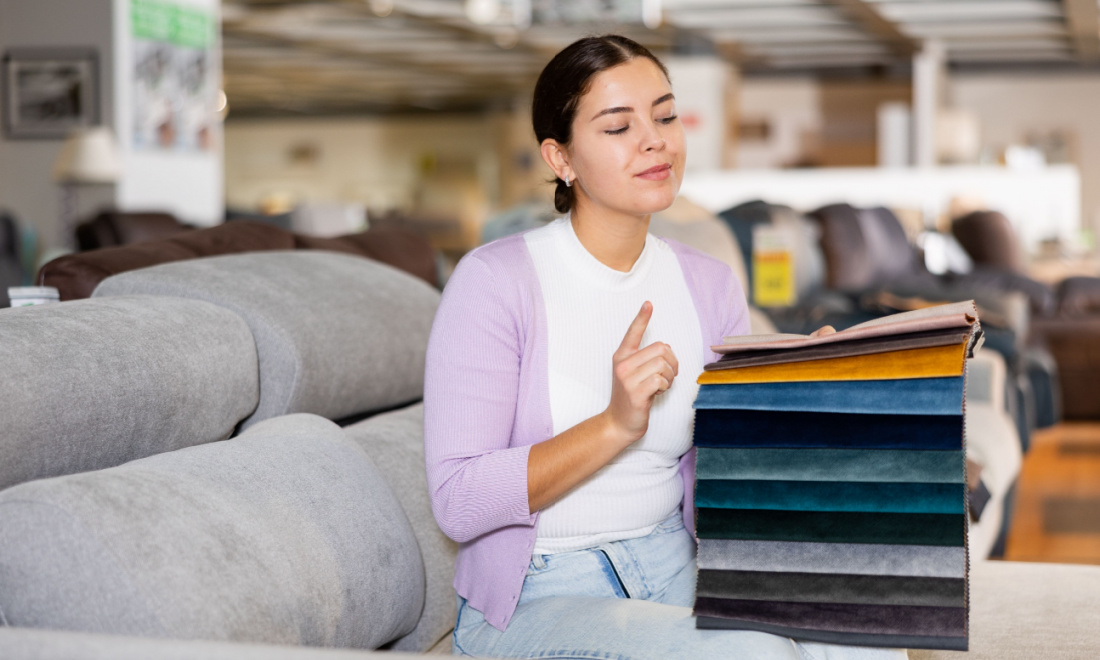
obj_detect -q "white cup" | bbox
[7,286,60,307]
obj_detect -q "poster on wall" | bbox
[131,0,216,152]
[1,48,99,140]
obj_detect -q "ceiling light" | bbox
[466,0,500,25]
[368,0,393,17]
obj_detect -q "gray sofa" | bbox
[1,249,1098,659]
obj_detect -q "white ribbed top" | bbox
[525,217,704,554]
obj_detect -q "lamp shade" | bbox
[52,126,122,184]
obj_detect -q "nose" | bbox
[641,119,666,152]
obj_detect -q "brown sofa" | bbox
[952,210,1100,419]
[39,219,440,301]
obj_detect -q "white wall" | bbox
[224,115,500,226]
[735,77,822,169]
[0,0,115,248]
[664,56,734,171]
[950,73,1100,238]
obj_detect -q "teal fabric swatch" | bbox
[695,479,966,514]
[694,448,965,483]
[693,377,964,415]
[695,508,965,546]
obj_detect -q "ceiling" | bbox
[221,0,1100,116]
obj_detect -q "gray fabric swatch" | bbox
[0,414,424,649]
[696,539,966,578]
[93,251,440,429]
[0,295,259,491]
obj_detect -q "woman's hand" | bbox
[810,325,837,338]
[527,301,679,512]
[603,301,679,447]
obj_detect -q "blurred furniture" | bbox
[75,210,193,251]
[951,210,1100,420]
[52,127,122,250]
[290,201,367,237]
[1,210,29,308]
[38,220,440,301]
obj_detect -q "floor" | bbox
[1004,421,1100,564]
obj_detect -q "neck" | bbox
[570,202,650,272]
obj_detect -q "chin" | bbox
[632,187,679,215]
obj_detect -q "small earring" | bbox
[564,174,572,188]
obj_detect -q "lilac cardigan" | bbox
[423,231,750,631]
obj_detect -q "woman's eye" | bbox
[659,115,678,125]
[605,126,628,135]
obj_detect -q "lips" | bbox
[636,163,672,180]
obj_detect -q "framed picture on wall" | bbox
[1,48,99,139]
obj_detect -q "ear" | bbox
[539,139,571,182]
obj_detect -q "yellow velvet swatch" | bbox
[698,342,968,385]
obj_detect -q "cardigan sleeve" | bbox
[722,266,752,345]
[423,253,538,543]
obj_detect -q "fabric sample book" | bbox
[692,301,981,651]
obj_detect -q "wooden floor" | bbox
[1004,422,1100,564]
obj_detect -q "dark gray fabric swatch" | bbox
[695,569,965,607]
[694,617,967,651]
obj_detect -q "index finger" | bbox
[618,301,653,354]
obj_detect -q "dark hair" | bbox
[532,35,670,214]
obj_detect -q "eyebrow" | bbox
[590,93,675,121]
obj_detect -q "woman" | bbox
[424,35,902,659]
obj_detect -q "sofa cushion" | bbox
[294,227,439,288]
[93,251,441,429]
[912,560,1100,660]
[0,627,421,660]
[0,295,259,491]
[345,404,458,653]
[0,414,424,650]
[40,221,297,301]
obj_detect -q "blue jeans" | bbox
[453,513,908,659]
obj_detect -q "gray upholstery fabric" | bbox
[344,404,458,653]
[0,627,423,660]
[913,560,1100,660]
[0,414,424,650]
[93,251,440,429]
[0,296,258,491]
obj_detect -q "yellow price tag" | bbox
[753,251,794,307]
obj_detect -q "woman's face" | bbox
[562,57,685,218]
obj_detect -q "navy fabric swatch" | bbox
[693,409,963,450]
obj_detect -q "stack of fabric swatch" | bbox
[691,301,982,651]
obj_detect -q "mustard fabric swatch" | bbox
[697,342,967,385]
